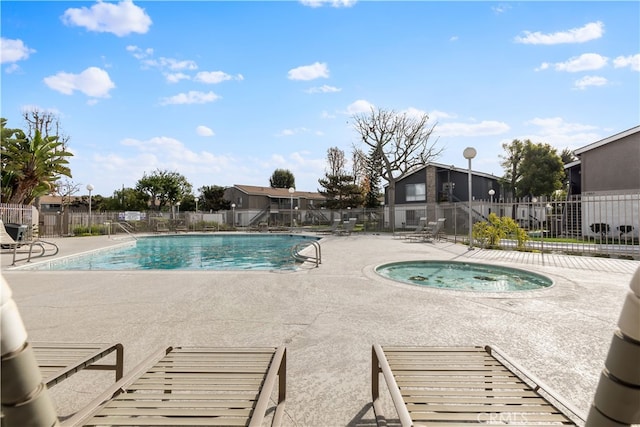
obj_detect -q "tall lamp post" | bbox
[288,187,295,227]
[86,184,94,232]
[195,197,199,213]
[463,147,476,250]
[231,203,236,228]
[488,189,495,215]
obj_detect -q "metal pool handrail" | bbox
[291,240,321,267]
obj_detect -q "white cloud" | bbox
[165,72,191,83]
[492,4,511,14]
[126,45,153,59]
[305,85,341,94]
[540,53,608,72]
[402,107,428,121]
[613,54,640,71]
[428,110,457,121]
[43,66,115,98]
[449,36,459,42]
[346,99,374,115]
[574,75,608,90]
[62,0,152,37]
[276,127,310,137]
[160,91,220,105]
[515,21,604,45]
[196,126,215,136]
[1,37,36,64]
[436,121,510,137]
[288,62,329,81]
[146,57,197,71]
[195,71,243,84]
[526,117,598,134]
[521,117,600,150]
[4,64,20,74]
[299,0,356,8]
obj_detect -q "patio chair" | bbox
[155,222,170,233]
[316,218,341,235]
[0,219,59,266]
[335,218,357,236]
[372,344,585,426]
[393,217,427,239]
[32,342,124,389]
[408,218,445,243]
[63,346,287,427]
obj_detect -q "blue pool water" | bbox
[376,261,553,292]
[30,234,320,271]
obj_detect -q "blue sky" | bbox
[2,1,639,197]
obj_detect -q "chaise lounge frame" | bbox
[63,346,287,427]
[372,344,585,426]
[32,342,124,388]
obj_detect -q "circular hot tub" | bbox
[375,261,553,292]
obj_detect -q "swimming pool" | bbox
[375,261,553,292]
[27,234,320,271]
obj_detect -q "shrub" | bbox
[473,213,528,249]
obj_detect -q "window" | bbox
[406,183,426,202]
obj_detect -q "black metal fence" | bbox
[3,193,639,259]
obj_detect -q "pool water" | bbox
[376,261,552,292]
[29,234,320,271]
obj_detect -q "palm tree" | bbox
[2,121,73,204]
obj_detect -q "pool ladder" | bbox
[291,240,321,267]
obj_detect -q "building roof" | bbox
[574,125,640,155]
[233,185,325,200]
[396,161,501,182]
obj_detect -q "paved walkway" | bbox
[2,233,638,426]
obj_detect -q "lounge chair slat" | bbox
[406,403,561,413]
[411,411,570,422]
[113,393,256,406]
[126,383,265,391]
[403,395,548,404]
[84,416,248,426]
[97,407,253,416]
[372,344,581,427]
[63,346,286,427]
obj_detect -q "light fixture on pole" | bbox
[195,197,199,213]
[231,203,236,228]
[288,187,295,227]
[86,184,94,232]
[463,147,476,250]
[488,189,495,215]
[176,201,181,218]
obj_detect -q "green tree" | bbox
[362,145,383,208]
[318,147,364,209]
[101,187,149,211]
[318,174,363,209]
[499,139,527,198]
[135,169,192,211]
[518,143,565,197]
[1,115,73,204]
[501,139,564,198]
[352,107,442,231]
[269,169,295,189]
[198,185,230,212]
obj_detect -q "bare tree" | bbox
[351,148,367,186]
[352,107,442,231]
[325,147,346,176]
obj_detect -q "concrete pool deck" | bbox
[2,233,639,426]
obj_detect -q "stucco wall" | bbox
[581,132,640,193]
